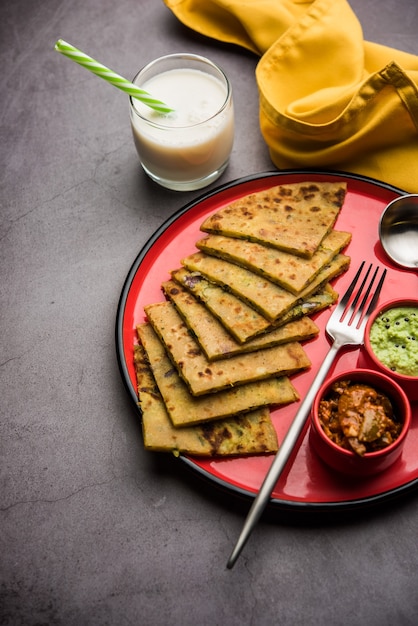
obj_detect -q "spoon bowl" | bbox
[379,195,418,269]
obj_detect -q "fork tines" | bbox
[338,262,387,329]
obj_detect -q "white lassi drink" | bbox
[129,54,234,191]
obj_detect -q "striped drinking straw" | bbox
[54,39,174,113]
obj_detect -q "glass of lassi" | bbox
[129,53,234,191]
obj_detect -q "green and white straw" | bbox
[54,39,173,113]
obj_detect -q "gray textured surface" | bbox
[1,1,418,624]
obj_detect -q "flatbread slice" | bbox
[278,283,338,323]
[196,230,351,294]
[162,279,319,360]
[181,251,350,321]
[137,322,299,426]
[171,267,338,342]
[134,344,279,456]
[200,181,347,258]
[171,267,271,341]
[144,300,311,395]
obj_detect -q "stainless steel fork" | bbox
[227,262,387,569]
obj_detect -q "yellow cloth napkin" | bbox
[164,0,418,192]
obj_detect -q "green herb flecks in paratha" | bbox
[181,251,350,322]
[137,322,299,426]
[200,181,347,258]
[134,344,279,456]
[144,300,311,396]
[196,230,351,294]
[162,279,319,361]
[171,268,270,342]
[172,267,338,342]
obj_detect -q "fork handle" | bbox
[227,340,342,569]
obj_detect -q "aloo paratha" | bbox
[134,344,279,456]
[137,322,299,426]
[196,230,351,294]
[200,181,347,258]
[171,267,338,342]
[162,279,319,360]
[144,300,311,395]
[181,251,350,321]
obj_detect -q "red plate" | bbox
[116,170,418,512]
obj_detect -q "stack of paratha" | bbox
[134,181,351,457]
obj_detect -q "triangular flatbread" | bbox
[144,300,311,395]
[196,230,351,294]
[181,251,350,321]
[171,267,338,342]
[171,267,271,341]
[135,344,279,456]
[200,181,347,258]
[162,279,319,360]
[137,322,299,426]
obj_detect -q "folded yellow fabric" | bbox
[164,0,418,192]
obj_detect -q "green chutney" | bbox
[369,306,418,377]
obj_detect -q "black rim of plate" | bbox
[115,168,418,514]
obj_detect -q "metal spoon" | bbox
[379,194,418,270]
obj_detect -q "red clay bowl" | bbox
[360,298,418,402]
[309,369,411,477]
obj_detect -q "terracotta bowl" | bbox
[360,298,418,402]
[309,369,411,477]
